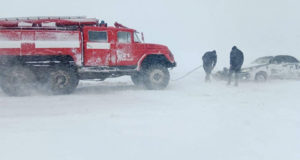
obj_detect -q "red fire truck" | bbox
[0,16,176,96]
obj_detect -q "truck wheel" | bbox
[47,67,79,95]
[143,64,170,90]
[0,66,36,96]
[131,72,144,86]
[255,71,267,82]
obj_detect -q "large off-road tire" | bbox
[143,64,170,90]
[0,66,37,96]
[47,67,79,95]
[131,72,144,86]
[255,71,267,82]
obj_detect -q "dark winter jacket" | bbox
[202,51,217,69]
[230,46,244,70]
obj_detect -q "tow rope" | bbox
[171,65,202,81]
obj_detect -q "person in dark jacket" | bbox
[202,50,217,82]
[227,46,244,86]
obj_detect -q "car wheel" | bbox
[255,71,267,82]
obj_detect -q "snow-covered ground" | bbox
[0,68,299,160]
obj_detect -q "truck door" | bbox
[83,28,112,66]
[116,31,135,66]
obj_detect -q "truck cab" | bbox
[79,23,176,89]
[82,25,175,68]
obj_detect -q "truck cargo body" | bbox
[0,29,82,65]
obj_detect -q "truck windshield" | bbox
[134,32,142,43]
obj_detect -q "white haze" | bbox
[0,0,300,160]
[1,0,300,68]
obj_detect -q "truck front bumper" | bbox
[169,62,177,68]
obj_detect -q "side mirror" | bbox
[141,32,145,42]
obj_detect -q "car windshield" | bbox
[134,32,142,43]
[252,56,273,65]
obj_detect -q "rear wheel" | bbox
[143,64,170,90]
[255,71,267,82]
[47,67,79,95]
[0,66,37,96]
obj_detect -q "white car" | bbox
[240,55,300,81]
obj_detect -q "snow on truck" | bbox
[0,16,176,96]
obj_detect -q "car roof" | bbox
[273,55,299,63]
[83,26,136,32]
[255,56,274,60]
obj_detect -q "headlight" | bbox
[241,68,252,72]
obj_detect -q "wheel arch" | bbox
[249,67,270,81]
[137,54,174,71]
[254,71,268,81]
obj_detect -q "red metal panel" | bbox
[0,30,21,55]
[0,29,82,65]
[21,31,35,55]
[34,30,82,65]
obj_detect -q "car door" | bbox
[282,56,300,79]
[83,28,112,66]
[116,31,136,66]
[285,63,299,78]
[269,57,286,78]
[269,56,299,79]
[295,63,300,78]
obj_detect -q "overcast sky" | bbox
[1,0,299,67]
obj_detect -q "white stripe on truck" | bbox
[35,41,80,48]
[87,42,110,49]
[0,41,21,48]
[0,41,80,49]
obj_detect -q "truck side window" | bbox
[118,32,131,43]
[88,31,107,42]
